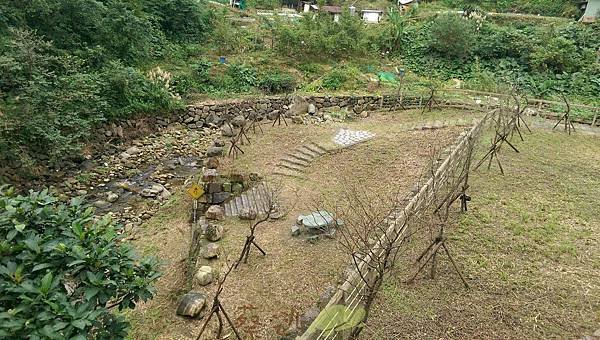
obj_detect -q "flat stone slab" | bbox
[299,211,336,229]
[333,129,375,147]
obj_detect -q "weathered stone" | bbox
[267,110,280,120]
[206,157,219,169]
[291,225,301,237]
[212,192,231,204]
[206,146,223,157]
[205,205,224,220]
[194,266,214,286]
[106,192,119,203]
[93,200,111,209]
[202,169,219,182]
[231,115,246,127]
[207,182,222,193]
[126,146,141,155]
[232,183,243,194]
[222,182,232,192]
[202,242,220,259]
[221,124,236,137]
[289,95,309,115]
[205,113,223,126]
[176,292,207,318]
[159,188,171,201]
[75,189,88,196]
[229,173,246,183]
[239,207,257,220]
[205,224,224,242]
[141,184,165,197]
[299,211,336,229]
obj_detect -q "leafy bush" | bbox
[220,64,258,92]
[274,13,370,60]
[143,0,213,42]
[322,69,348,90]
[0,29,108,166]
[258,72,296,94]
[0,187,160,339]
[529,35,581,74]
[101,62,182,120]
[428,14,476,59]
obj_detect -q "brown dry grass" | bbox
[126,108,479,339]
[360,128,600,339]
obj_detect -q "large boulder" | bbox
[231,115,246,127]
[176,292,207,318]
[205,205,224,220]
[202,169,219,182]
[289,95,309,116]
[202,242,220,259]
[194,266,214,286]
[205,224,224,242]
[206,146,224,157]
[221,124,236,137]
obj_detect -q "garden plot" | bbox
[127,108,483,339]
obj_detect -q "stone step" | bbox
[288,151,313,163]
[221,182,274,217]
[297,145,320,158]
[280,156,309,167]
[256,183,270,213]
[250,186,264,213]
[235,196,243,214]
[277,162,305,173]
[247,188,259,213]
[241,193,249,212]
[305,142,328,155]
[273,169,304,179]
[293,147,318,160]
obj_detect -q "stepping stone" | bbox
[289,151,313,163]
[305,142,328,155]
[278,162,305,172]
[281,156,310,167]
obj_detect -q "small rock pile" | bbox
[198,157,260,211]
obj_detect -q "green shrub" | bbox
[223,64,258,92]
[322,69,348,90]
[428,14,476,59]
[101,62,182,120]
[258,72,296,94]
[0,187,160,339]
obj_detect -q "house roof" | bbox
[399,0,416,4]
[322,5,342,13]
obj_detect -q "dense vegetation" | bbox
[441,0,580,17]
[0,0,211,169]
[0,187,160,338]
[0,0,598,176]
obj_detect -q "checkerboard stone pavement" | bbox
[333,129,376,147]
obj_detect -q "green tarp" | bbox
[378,71,398,84]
